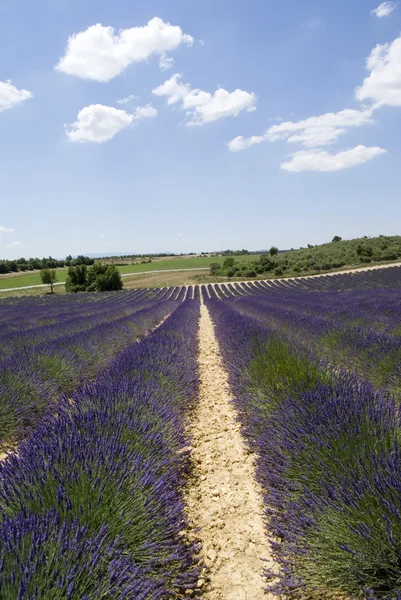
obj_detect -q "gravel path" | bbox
[185,299,276,599]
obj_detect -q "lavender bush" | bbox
[207,297,401,599]
[0,298,200,598]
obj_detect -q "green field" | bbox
[0,271,67,290]
[0,255,259,290]
[117,255,260,274]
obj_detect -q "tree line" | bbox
[0,255,94,275]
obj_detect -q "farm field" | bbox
[1,266,401,598]
[0,255,259,291]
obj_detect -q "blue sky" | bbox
[1,0,401,258]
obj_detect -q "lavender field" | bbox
[206,266,401,599]
[1,267,401,598]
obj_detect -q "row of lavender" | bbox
[220,287,401,397]
[206,289,401,599]
[0,298,200,598]
[0,288,187,452]
[205,264,401,297]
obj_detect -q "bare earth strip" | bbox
[185,299,276,599]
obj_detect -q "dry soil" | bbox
[185,299,276,599]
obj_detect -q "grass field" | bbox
[0,255,259,290]
[116,255,260,274]
[0,271,66,290]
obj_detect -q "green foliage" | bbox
[39,268,57,293]
[65,264,123,293]
[210,235,401,279]
[223,257,235,268]
[332,235,342,242]
[269,246,279,256]
[248,336,332,406]
[87,264,123,292]
[0,254,94,275]
[65,265,87,293]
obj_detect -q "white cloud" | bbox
[356,35,401,107]
[280,145,387,172]
[133,104,157,120]
[66,104,134,143]
[117,94,138,105]
[0,80,33,112]
[227,36,401,172]
[228,108,374,151]
[66,103,157,143]
[370,2,398,18]
[0,225,15,233]
[55,17,193,82]
[152,73,256,125]
[159,53,174,71]
[99,234,106,239]
[153,73,190,104]
[5,241,24,248]
[227,134,265,152]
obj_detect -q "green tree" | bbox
[87,264,123,292]
[40,268,57,293]
[209,263,222,276]
[269,246,279,256]
[332,235,342,243]
[65,265,88,293]
[223,257,235,268]
[96,265,123,291]
[65,263,122,293]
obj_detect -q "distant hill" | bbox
[210,235,401,279]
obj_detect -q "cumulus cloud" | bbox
[0,225,15,233]
[5,241,24,248]
[99,234,106,239]
[117,94,138,105]
[66,103,157,143]
[226,34,401,172]
[370,2,398,18]
[66,104,134,143]
[132,104,157,120]
[280,145,387,172]
[227,135,265,152]
[228,108,374,151]
[159,53,174,71]
[0,80,33,112]
[55,17,193,82]
[356,35,401,107]
[152,73,256,125]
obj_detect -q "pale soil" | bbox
[185,300,276,599]
[123,270,201,289]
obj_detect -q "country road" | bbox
[0,268,210,293]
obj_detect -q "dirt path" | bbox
[185,299,276,599]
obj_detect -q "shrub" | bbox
[223,257,235,268]
[65,265,88,293]
[66,264,122,293]
[40,268,57,293]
